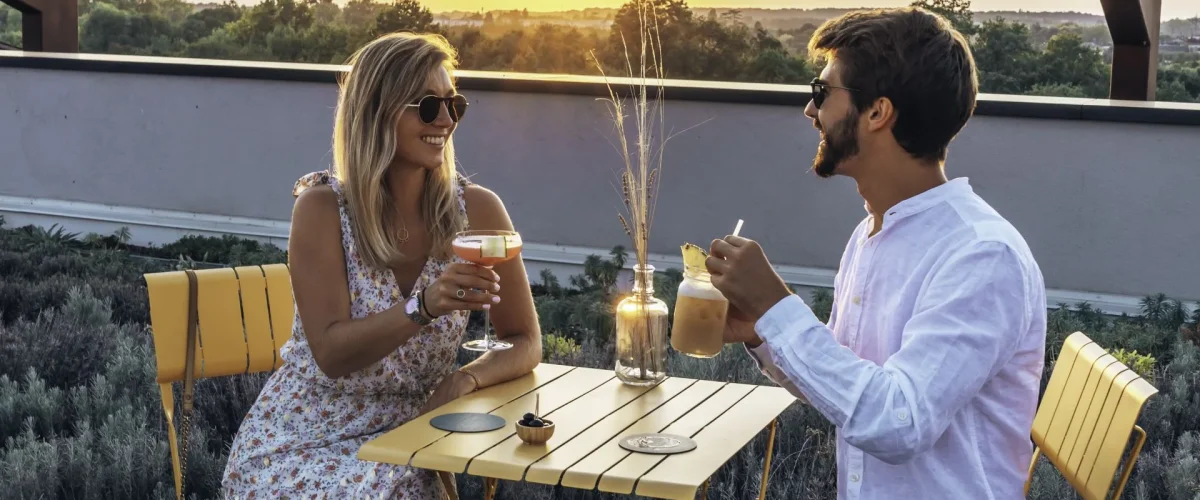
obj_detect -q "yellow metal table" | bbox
[358,363,795,500]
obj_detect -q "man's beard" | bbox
[812,110,860,178]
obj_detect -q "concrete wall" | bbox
[2,64,1198,306]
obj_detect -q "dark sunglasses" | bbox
[406,94,468,124]
[810,78,856,109]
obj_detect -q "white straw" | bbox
[732,219,744,237]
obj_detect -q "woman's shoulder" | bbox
[461,181,512,230]
[293,170,340,199]
[291,171,341,227]
[462,182,502,210]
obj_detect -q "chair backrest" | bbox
[1027,331,1159,500]
[145,263,295,383]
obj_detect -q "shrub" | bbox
[0,285,141,390]
[1112,348,1158,381]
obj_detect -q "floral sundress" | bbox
[221,170,471,499]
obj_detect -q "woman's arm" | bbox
[457,184,543,388]
[289,185,496,379]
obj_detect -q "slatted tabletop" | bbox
[357,363,796,499]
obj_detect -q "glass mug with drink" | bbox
[670,242,729,358]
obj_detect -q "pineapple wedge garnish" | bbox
[681,242,709,271]
[480,235,508,259]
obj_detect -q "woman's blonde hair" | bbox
[332,32,467,268]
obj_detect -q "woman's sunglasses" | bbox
[809,78,856,109]
[406,94,469,124]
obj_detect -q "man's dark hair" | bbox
[809,8,978,163]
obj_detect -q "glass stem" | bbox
[484,265,494,348]
[483,308,492,348]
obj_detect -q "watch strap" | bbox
[407,292,432,326]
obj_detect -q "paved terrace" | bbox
[1,51,1199,315]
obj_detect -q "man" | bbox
[705,8,1047,500]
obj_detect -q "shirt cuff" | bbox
[743,341,770,370]
[754,293,823,345]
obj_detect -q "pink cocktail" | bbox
[452,230,523,351]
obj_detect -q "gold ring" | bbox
[456,289,466,299]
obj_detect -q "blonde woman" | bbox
[222,33,542,498]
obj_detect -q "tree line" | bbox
[0,0,1196,102]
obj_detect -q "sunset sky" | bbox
[422,0,1198,21]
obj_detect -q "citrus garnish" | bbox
[681,242,708,271]
[480,235,507,258]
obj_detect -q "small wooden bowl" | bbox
[515,420,555,444]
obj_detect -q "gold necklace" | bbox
[398,216,410,245]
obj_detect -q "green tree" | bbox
[1027,82,1088,98]
[341,0,380,28]
[224,0,314,47]
[910,0,975,35]
[607,0,694,77]
[178,1,242,43]
[972,18,1037,94]
[1157,59,1200,102]
[372,0,435,36]
[1036,32,1109,98]
[79,2,180,55]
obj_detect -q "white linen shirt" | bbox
[746,177,1047,500]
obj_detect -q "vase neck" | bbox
[631,264,655,295]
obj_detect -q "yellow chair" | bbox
[145,264,295,500]
[1025,331,1159,499]
[145,263,461,500]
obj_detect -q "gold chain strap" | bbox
[177,270,201,500]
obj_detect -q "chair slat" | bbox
[234,266,277,374]
[194,268,250,378]
[1063,357,1124,481]
[1059,354,1120,472]
[1042,342,1107,465]
[145,271,193,383]
[1032,332,1091,443]
[1083,377,1158,498]
[262,263,295,367]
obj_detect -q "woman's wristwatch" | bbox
[404,289,433,326]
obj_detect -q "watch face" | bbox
[405,296,419,315]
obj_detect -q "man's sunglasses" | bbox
[406,94,469,124]
[809,79,856,109]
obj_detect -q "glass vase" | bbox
[614,264,669,386]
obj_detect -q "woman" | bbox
[222,32,542,498]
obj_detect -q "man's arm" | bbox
[751,241,1033,464]
[742,288,839,405]
[744,341,809,405]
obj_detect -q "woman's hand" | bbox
[422,263,501,318]
[418,371,478,416]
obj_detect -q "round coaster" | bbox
[429,413,505,433]
[618,433,698,455]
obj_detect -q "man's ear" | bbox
[865,97,895,132]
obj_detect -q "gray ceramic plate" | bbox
[618,433,698,455]
[429,413,505,433]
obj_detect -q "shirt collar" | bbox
[865,177,973,223]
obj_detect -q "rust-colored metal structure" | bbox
[2,0,77,52]
[1099,0,1161,100]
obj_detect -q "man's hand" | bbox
[723,303,763,348]
[417,370,477,416]
[706,235,793,323]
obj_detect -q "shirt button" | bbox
[852,296,861,305]
[851,473,861,482]
[897,410,908,421]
